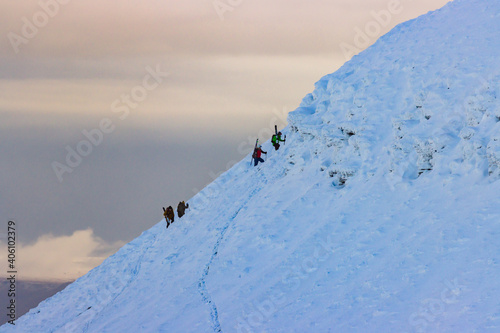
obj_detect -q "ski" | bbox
[250,139,258,165]
[271,125,278,150]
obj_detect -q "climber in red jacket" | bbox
[252,145,267,167]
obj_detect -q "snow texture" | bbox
[3,0,500,332]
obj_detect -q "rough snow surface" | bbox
[3,0,500,332]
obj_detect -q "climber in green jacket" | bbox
[271,131,286,151]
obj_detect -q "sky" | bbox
[0,0,451,283]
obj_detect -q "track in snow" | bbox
[197,168,269,332]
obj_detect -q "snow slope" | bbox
[4,0,500,332]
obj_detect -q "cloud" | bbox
[0,0,451,59]
[10,229,125,282]
[0,54,336,130]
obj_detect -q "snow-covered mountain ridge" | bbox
[290,0,500,185]
[3,0,500,332]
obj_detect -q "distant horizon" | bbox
[0,279,71,326]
